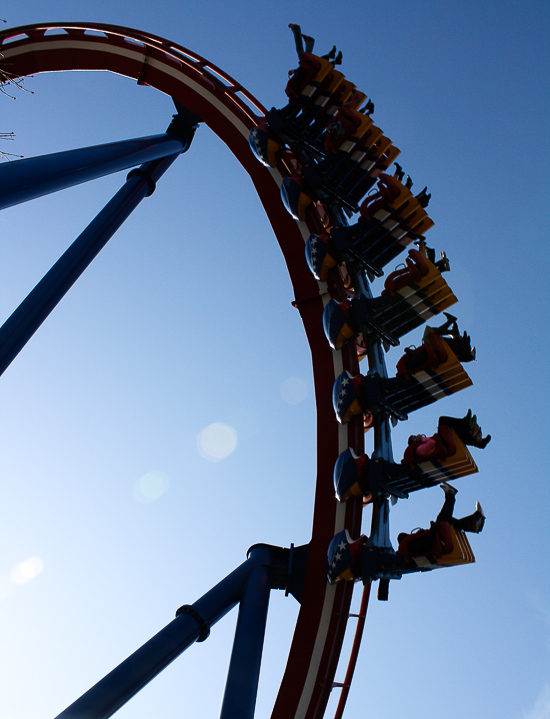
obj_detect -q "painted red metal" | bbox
[333,583,372,719]
[0,23,367,719]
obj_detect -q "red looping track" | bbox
[0,23,368,719]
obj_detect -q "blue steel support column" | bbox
[219,545,273,719]
[0,151,181,378]
[356,270,393,548]
[355,270,393,464]
[0,133,188,211]
[55,553,263,719]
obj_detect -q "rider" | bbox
[423,313,476,363]
[288,23,341,62]
[402,411,491,468]
[397,482,485,561]
[286,24,342,101]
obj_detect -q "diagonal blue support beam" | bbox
[0,133,189,211]
[0,151,181,378]
[54,551,270,719]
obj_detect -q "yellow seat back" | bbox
[337,80,359,104]
[422,341,473,397]
[416,429,478,482]
[301,56,336,98]
[410,526,476,570]
[438,526,476,566]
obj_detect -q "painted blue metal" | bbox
[54,551,269,719]
[0,133,187,211]
[219,545,272,719]
[355,270,394,549]
[0,152,181,378]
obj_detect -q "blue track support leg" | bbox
[55,553,265,719]
[219,545,272,719]
[0,152,181,378]
[0,133,189,211]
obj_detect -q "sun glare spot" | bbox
[280,376,308,404]
[133,471,170,503]
[11,557,44,585]
[197,422,237,461]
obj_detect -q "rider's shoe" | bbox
[440,482,458,496]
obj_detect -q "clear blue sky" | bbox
[0,1,549,718]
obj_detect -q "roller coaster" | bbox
[0,22,489,719]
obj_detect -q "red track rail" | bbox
[0,23,367,719]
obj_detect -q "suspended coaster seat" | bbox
[281,107,399,221]
[332,422,478,503]
[308,174,433,281]
[328,126,401,204]
[281,76,357,141]
[437,526,476,567]
[413,428,478,484]
[292,69,347,128]
[285,52,335,101]
[386,339,473,416]
[407,524,475,570]
[320,250,457,350]
[331,335,472,425]
[303,120,400,207]
[323,107,373,155]
[349,201,434,270]
[369,251,458,342]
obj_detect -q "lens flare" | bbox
[133,471,170,503]
[280,376,308,404]
[197,422,237,461]
[11,557,44,585]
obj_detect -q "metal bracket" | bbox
[175,604,210,642]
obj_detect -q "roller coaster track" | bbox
[0,22,370,719]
